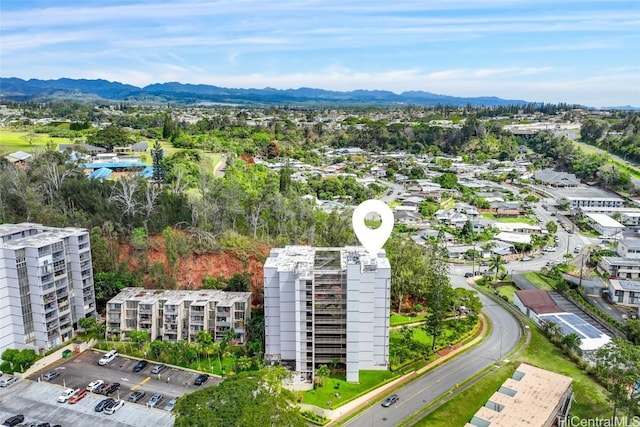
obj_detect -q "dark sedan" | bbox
[2,415,24,427]
[194,374,209,385]
[94,398,115,412]
[103,382,120,395]
[132,360,148,372]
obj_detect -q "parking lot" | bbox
[0,349,221,426]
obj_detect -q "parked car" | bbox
[127,390,146,403]
[103,382,120,396]
[480,261,488,267]
[132,360,148,372]
[151,364,167,374]
[381,394,399,407]
[36,423,51,427]
[164,398,177,412]
[104,399,125,415]
[94,398,115,412]
[521,256,532,261]
[0,376,18,387]
[147,393,164,408]
[98,350,118,366]
[93,383,107,394]
[464,272,473,278]
[57,387,79,403]
[194,374,209,386]
[42,371,60,381]
[87,379,104,392]
[2,415,24,427]
[68,388,87,404]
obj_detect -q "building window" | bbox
[630,292,639,305]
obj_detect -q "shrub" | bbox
[300,410,329,426]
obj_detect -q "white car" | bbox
[0,376,18,387]
[544,247,556,252]
[104,399,125,415]
[57,387,79,403]
[98,350,118,366]
[87,379,104,392]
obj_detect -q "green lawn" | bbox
[390,313,428,327]
[481,213,536,225]
[523,272,554,290]
[412,363,517,427]
[496,285,517,303]
[297,370,397,409]
[414,324,612,425]
[0,130,73,154]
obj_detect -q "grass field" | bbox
[496,284,517,303]
[481,213,536,225]
[0,130,73,154]
[390,313,428,327]
[414,323,612,426]
[297,370,397,409]
[523,272,555,290]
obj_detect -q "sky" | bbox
[1,0,639,107]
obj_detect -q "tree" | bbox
[594,338,640,420]
[13,349,37,372]
[424,235,454,350]
[93,271,136,313]
[151,140,166,183]
[561,333,582,355]
[385,235,429,313]
[488,254,506,281]
[129,331,150,349]
[435,172,458,189]
[1,349,19,371]
[315,364,330,387]
[580,118,608,144]
[20,130,40,147]
[623,319,640,345]
[460,220,474,238]
[227,272,252,292]
[545,221,558,234]
[88,125,133,151]
[174,366,305,427]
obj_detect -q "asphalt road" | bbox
[342,273,521,427]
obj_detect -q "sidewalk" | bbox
[304,313,489,425]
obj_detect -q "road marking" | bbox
[130,376,151,391]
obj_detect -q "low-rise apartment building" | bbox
[598,257,640,280]
[466,363,573,427]
[0,223,96,354]
[106,288,251,344]
[618,238,640,259]
[608,279,640,309]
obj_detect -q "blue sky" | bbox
[1,0,639,107]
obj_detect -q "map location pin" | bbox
[352,199,394,255]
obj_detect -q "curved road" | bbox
[343,273,521,427]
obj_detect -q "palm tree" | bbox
[488,254,506,281]
[561,333,582,355]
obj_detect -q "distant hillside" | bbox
[0,77,532,106]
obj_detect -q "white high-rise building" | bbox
[264,246,391,383]
[0,223,97,354]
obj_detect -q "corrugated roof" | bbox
[514,289,561,314]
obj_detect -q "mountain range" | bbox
[0,77,534,107]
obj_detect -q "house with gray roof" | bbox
[534,168,580,187]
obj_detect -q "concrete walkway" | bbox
[301,313,489,425]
